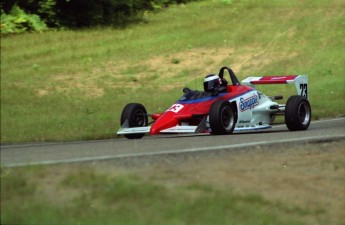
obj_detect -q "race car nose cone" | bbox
[149,112,178,135]
[149,126,161,135]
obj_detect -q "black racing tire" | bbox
[285,95,311,131]
[209,100,236,135]
[120,103,148,139]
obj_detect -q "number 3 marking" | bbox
[167,104,184,113]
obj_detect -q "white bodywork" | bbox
[231,90,276,131]
[231,75,308,131]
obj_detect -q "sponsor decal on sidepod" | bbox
[239,93,259,112]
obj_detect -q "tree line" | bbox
[0,0,198,34]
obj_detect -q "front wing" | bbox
[117,124,272,136]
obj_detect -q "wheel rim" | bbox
[133,109,146,126]
[221,106,234,130]
[298,102,310,125]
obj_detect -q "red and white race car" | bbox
[117,66,311,139]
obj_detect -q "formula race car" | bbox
[117,66,311,139]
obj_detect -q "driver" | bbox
[203,74,228,95]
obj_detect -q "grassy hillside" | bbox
[1,0,344,143]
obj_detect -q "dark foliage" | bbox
[0,0,199,29]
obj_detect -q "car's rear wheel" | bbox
[285,95,311,131]
[209,100,236,135]
[120,103,148,139]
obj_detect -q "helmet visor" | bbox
[204,76,220,92]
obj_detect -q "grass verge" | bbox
[1,140,344,225]
[0,168,309,225]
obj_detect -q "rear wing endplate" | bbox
[241,75,308,99]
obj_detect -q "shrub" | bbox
[0,0,200,31]
[0,5,48,34]
[56,0,149,28]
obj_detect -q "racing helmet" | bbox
[204,74,222,92]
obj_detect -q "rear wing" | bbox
[241,75,308,99]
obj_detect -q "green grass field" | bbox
[1,0,345,143]
[1,140,344,225]
[1,167,305,225]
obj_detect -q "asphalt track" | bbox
[1,118,344,168]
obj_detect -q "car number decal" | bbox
[167,104,184,113]
[299,83,308,98]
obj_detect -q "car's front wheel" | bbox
[120,103,148,139]
[285,95,311,131]
[208,100,236,135]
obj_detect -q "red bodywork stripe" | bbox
[251,75,297,84]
